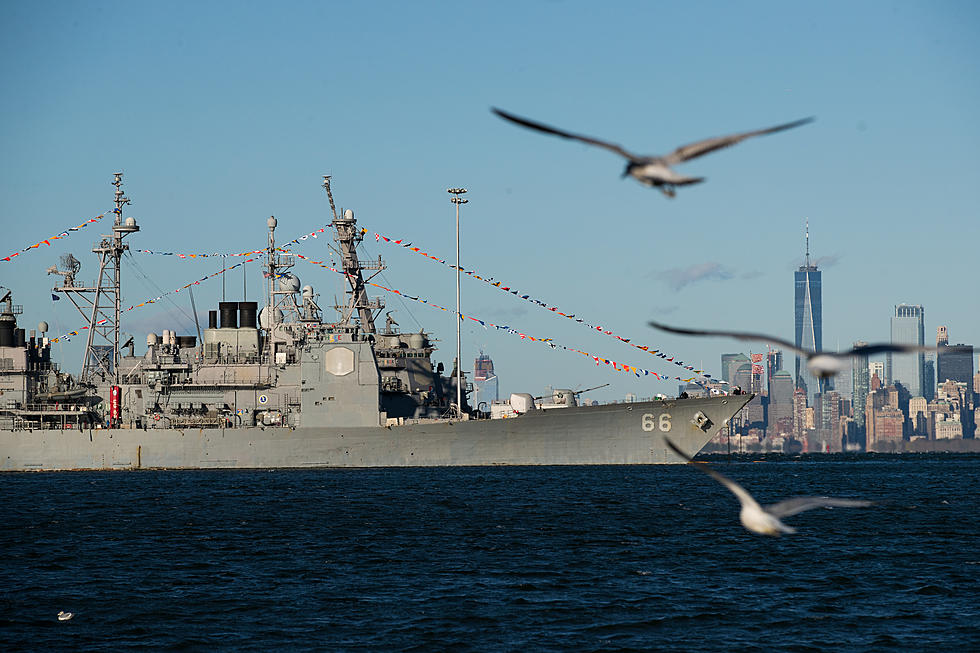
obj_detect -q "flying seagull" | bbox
[648,319,958,379]
[665,437,872,535]
[491,107,813,197]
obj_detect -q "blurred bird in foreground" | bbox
[647,319,961,379]
[665,437,872,535]
[492,107,813,197]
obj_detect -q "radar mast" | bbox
[52,173,139,385]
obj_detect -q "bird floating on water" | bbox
[664,437,872,535]
[57,611,73,621]
[491,107,813,197]
[647,319,960,379]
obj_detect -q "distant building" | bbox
[766,349,783,395]
[869,361,885,386]
[842,417,863,451]
[934,379,976,439]
[815,390,842,452]
[768,370,795,429]
[909,396,928,437]
[872,406,905,451]
[793,389,807,440]
[733,363,765,429]
[923,358,935,402]
[851,341,870,433]
[722,353,750,387]
[834,361,852,401]
[937,339,974,387]
[888,304,925,397]
[867,385,905,451]
[935,419,963,439]
[795,222,823,404]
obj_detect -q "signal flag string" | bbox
[368,229,714,379]
[48,255,264,344]
[288,251,706,384]
[1,209,115,263]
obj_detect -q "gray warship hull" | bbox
[1,395,749,471]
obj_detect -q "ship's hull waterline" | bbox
[1,396,749,471]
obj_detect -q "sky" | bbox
[1,1,977,402]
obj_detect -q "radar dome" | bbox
[38,321,48,333]
[125,217,137,227]
[267,216,277,229]
[302,285,314,298]
[259,306,284,329]
[278,273,301,293]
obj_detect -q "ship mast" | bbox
[325,177,383,332]
[53,173,139,385]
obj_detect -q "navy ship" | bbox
[0,175,751,471]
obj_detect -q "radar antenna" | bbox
[53,173,139,386]
[322,175,339,222]
[48,253,81,288]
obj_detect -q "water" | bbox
[2,456,978,651]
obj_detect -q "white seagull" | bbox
[492,107,813,197]
[57,611,73,621]
[665,437,872,535]
[648,319,958,380]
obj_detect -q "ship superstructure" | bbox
[0,174,753,471]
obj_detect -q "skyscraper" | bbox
[936,327,974,386]
[888,304,925,397]
[768,370,796,434]
[794,221,822,404]
[851,341,870,432]
[766,349,783,396]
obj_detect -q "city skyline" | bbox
[1,2,977,403]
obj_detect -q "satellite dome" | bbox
[279,273,301,293]
[38,321,49,333]
[259,306,284,329]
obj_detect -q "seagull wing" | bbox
[765,496,873,519]
[492,107,639,160]
[664,437,761,509]
[662,117,814,165]
[648,320,809,356]
[849,342,939,357]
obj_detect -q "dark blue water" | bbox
[2,456,979,651]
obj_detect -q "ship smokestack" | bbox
[238,301,258,329]
[219,302,238,329]
[208,310,218,329]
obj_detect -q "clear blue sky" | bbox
[2,1,977,401]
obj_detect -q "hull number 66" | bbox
[641,413,671,432]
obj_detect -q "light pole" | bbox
[448,187,468,418]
